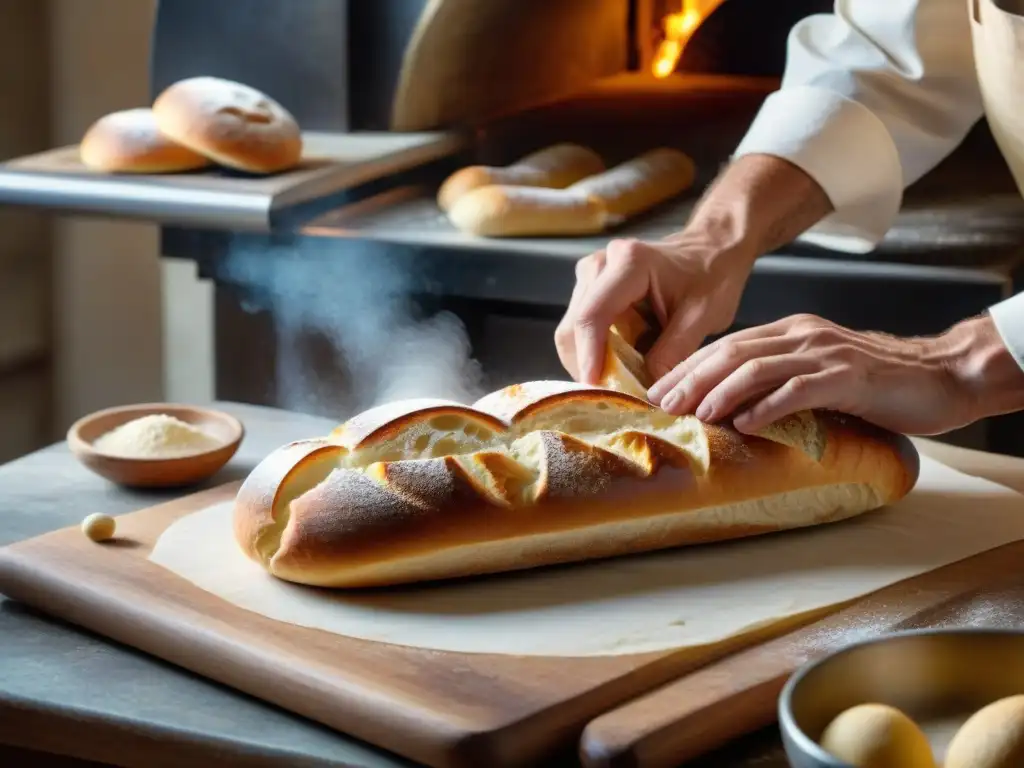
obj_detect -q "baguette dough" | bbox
[446,147,696,237]
[437,143,605,212]
[149,454,1024,657]
[447,186,610,237]
[568,147,696,219]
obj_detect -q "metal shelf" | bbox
[0,131,465,232]
[302,184,1018,282]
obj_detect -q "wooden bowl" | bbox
[67,403,244,488]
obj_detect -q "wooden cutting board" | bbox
[580,438,1024,768]
[0,439,1020,768]
[0,483,826,768]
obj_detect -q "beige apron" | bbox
[972,0,1024,194]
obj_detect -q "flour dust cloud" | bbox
[218,236,486,418]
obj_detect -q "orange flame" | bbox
[652,1,703,78]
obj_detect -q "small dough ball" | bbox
[81,513,116,542]
[819,703,936,768]
[945,695,1024,768]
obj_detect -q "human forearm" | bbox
[674,153,833,267]
[940,313,1024,424]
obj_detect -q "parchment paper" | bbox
[149,455,1024,657]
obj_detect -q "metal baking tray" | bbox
[0,131,466,232]
[303,183,1019,277]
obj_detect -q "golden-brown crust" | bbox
[79,108,211,174]
[254,408,919,588]
[152,77,303,174]
[447,185,609,237]
[567,147,697,219]
[233,439,345,565]
[436,143,606,212]
[235,328,920,588]
[351,404,507,450]
[437,166,498,212]
[814,410,920,498]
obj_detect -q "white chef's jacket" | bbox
[732,0,1024,373]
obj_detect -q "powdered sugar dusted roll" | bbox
[80,108,212,174]
[153,77,303,174]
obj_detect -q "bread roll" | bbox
[437,143,605,212]
[152,77,303,174]
[568,147,697,218]
[79,108,212,174]
[234,382,919,589]
[447,186,611,237]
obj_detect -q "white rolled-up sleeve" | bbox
[733,0,985,253]
[989,293,1024,374]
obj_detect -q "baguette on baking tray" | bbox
[234,312,919,589]
[437,143,606,212]
[446,148,697,238]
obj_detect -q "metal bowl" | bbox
[778,628,1024,767]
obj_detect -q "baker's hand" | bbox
[555,236,755,385]
[648,313,1024,436]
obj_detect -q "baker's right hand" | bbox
[555,235,756,385]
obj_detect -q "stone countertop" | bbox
[0,400,819,768]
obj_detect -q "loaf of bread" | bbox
[152,76,303,174]
[234,328,919,589]
[80,108,212,173]
[567,147,697,219]
[437,143,605,212]
[447,186,611,237]
[446,147,697,238]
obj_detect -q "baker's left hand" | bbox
[647,313,1020,436]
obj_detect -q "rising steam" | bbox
[219,236,486,418]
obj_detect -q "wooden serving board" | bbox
[0,439,1020,768]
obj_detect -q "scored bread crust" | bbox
[80,108,212,174]
[234,381,919,588]
[233,439,347,567]
[152,77,303,174]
